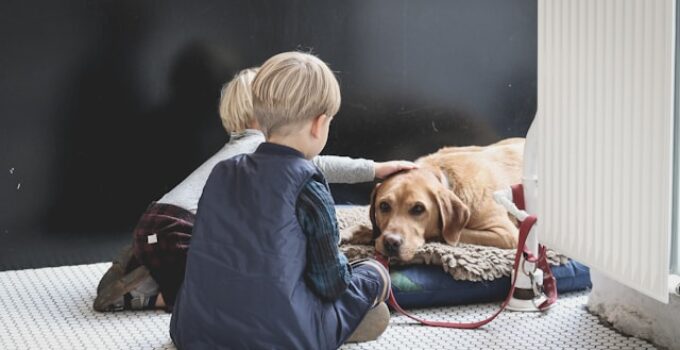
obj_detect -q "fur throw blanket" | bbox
[336,206,569,282]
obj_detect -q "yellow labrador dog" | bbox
[369,138,524,262]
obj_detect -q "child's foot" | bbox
[350,259,391,307]
[97,245,135,294]
[345,302,390,343]
[93,266,159,312]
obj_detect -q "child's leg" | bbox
[134,229,190,312]
[130,203,194,312]
[333,259,391,346]
[95,237,189,312]
[94,203,193,313]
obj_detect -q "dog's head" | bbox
[370,167,470,262]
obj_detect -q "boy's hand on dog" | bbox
[374,161,418,179]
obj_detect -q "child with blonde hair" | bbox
[170,51,394,349]
[94,61,413,317]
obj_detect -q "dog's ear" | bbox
[369,183,382,239]
[436,189,470,245]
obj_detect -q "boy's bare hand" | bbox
[374,161,418,179]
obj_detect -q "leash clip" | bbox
[522,257,546,303]
[520,258,538,277]
[531,270,544,297]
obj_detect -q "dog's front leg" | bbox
[457,224,518,249]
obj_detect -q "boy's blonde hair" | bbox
[219,67,259,133]
[251,52,341,136]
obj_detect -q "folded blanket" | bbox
[336,206,569,282]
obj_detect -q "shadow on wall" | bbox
[47,1,237,234]
[327,95,501,161]
[328,98,500,205]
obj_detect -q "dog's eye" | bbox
[379,201,391,213]
[410,203,426,215]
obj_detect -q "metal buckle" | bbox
[529,269,546,308]
[532,271,544,297]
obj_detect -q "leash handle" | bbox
[376,184,557,329]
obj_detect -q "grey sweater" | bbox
[156,129,374,213]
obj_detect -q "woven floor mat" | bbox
[0,264,655,350]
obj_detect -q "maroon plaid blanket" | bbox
[129,202,195,311]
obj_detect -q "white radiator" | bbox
[529,0,676,302]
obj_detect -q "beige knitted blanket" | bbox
[336,206,568,282]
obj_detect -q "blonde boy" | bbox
[219,67,258,133]
[169,52,392,349]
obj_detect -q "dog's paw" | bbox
[340,225,374,245]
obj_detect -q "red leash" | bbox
[375,184,557,329]
[512,184,557,310]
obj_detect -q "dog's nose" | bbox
[383,234,403,257]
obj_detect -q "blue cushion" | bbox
[390,260,591,308]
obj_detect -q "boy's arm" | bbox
[296,178,352,300]
[312,156,418,183]
[312,155,374,184]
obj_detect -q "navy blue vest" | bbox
[170,143,337,350]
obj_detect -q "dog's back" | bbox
[418,138,524,192]
[417,138,524,231]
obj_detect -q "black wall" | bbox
[0,0,536,270]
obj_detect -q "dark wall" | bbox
[0,0,536,270]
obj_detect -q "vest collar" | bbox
[256,142,306,159]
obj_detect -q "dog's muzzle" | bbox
[382,233,403,257]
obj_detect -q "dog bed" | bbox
[336,205,592,308]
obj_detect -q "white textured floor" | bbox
[0,263,657,350]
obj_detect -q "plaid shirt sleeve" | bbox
[296,178,352,301]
